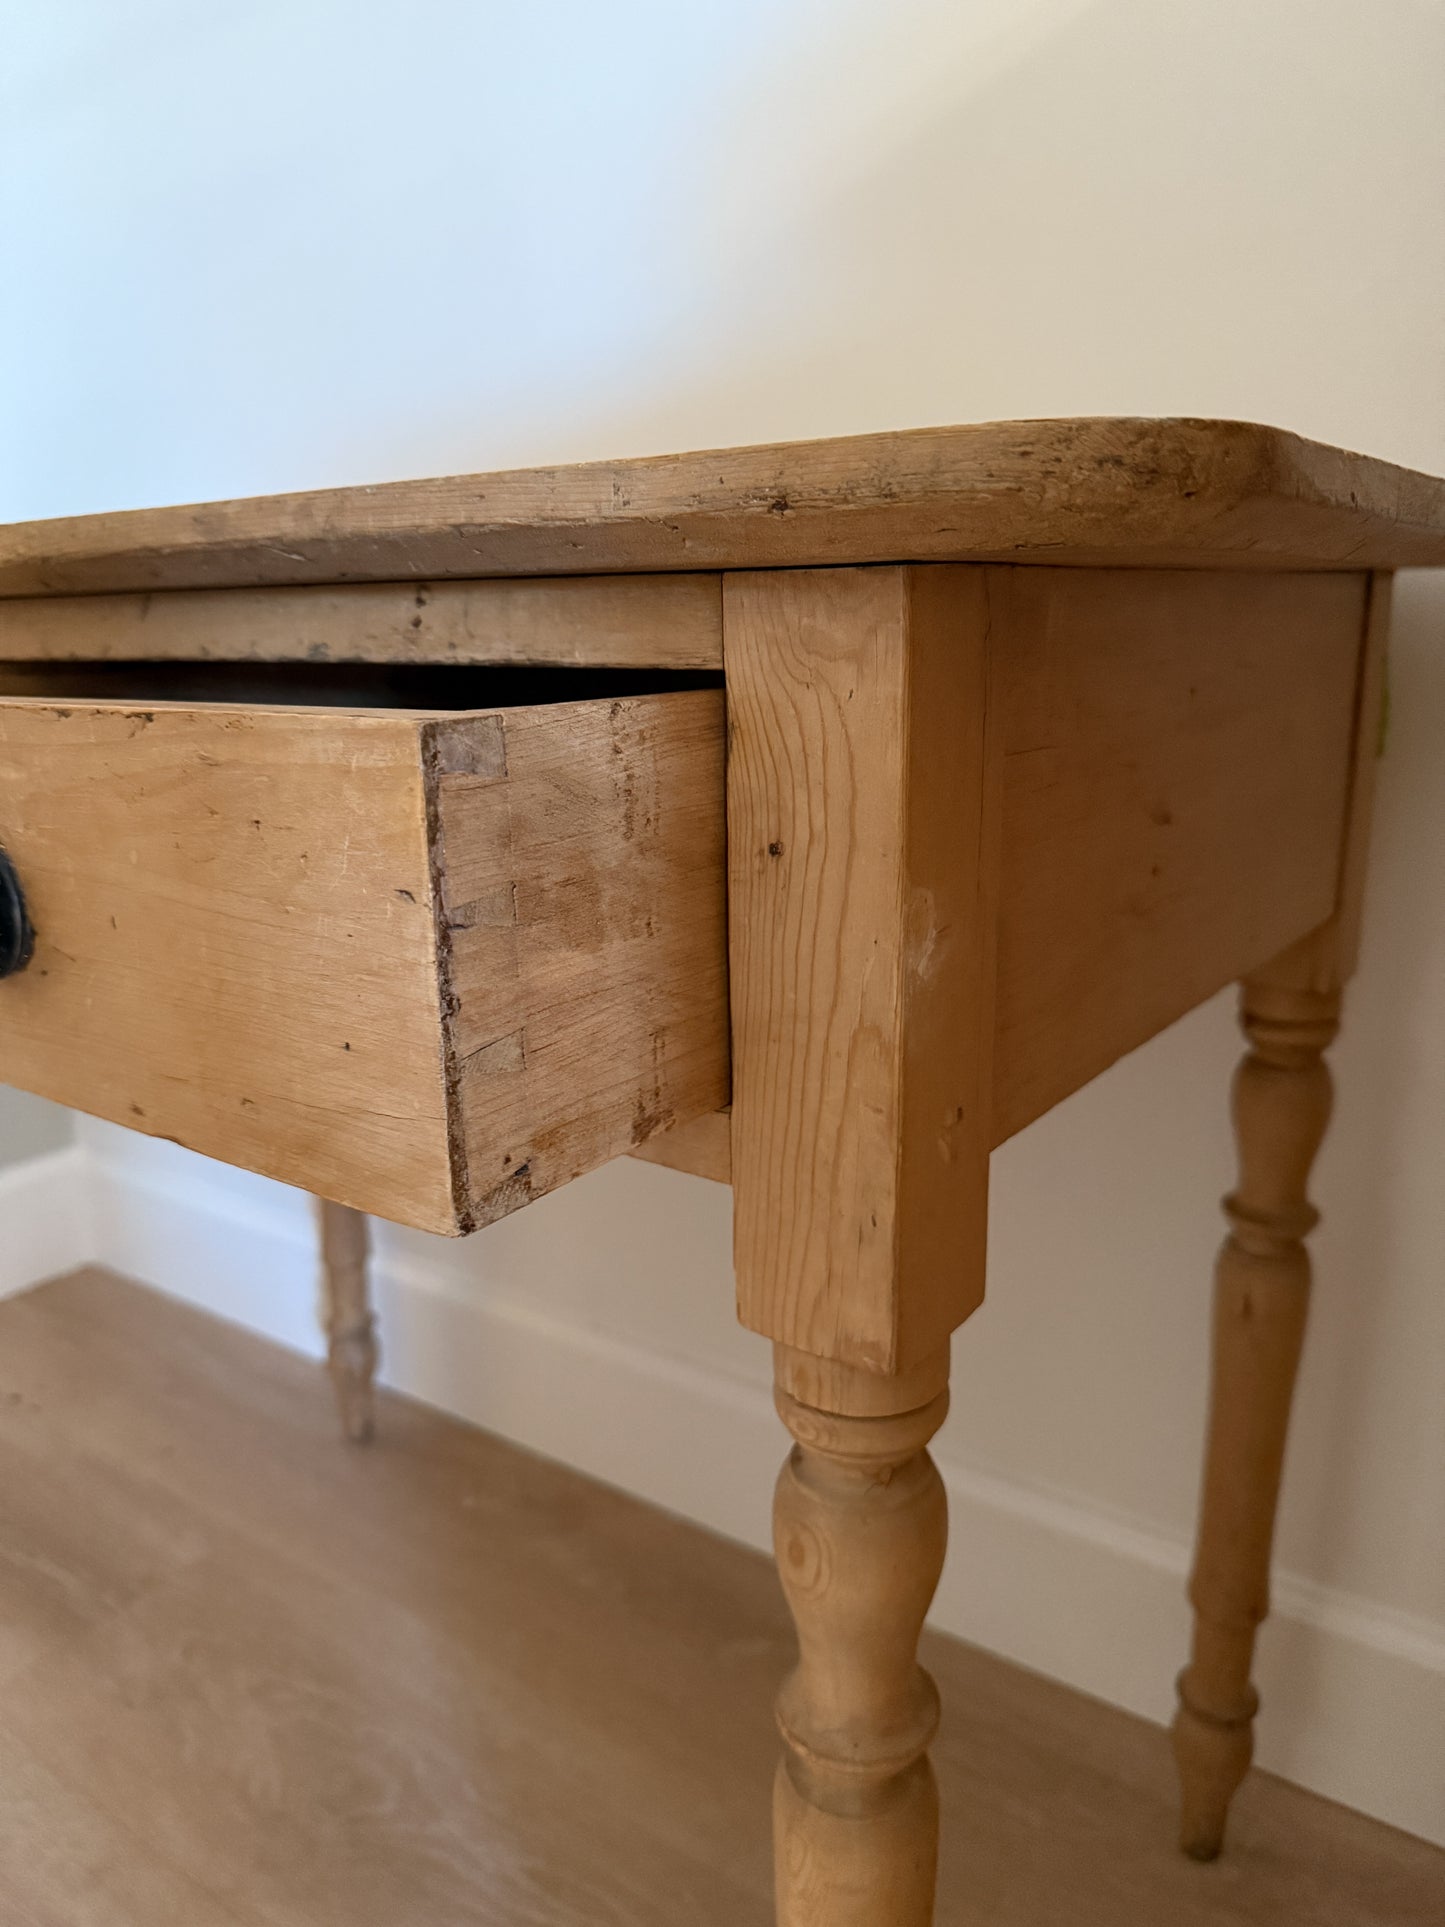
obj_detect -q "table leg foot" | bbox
[1173,1656,1258,1860]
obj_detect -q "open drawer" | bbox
[0,680,728,1231]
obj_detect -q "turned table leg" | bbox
[316,1198,379,1444]
[1173,973,1341,1859]
[771,1348,950,1927]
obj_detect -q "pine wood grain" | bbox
[627,1106,732,1182]
[0,1270,1439,1927]
[444,690,729,1225]
[0,698,457,1226]
[0,573,724,669]
[316,1199,377,1444]
[1248,571,1393,998]
[670,566,1368,1196]
[990,567,1366,1142]
[0,691,728,1231]
[772,1364,952,1925]
[727,566,1001,1373]
[4,419,1445,598]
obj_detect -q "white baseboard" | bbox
[0,1145,97,1299]
[11,1124,1445,1848]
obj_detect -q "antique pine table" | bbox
[1,418,1443,1923]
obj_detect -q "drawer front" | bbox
[0,691,727,1231]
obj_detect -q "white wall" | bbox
[3,0,1442,1845]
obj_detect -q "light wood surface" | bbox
[773,1340,950,1421]
[442,689,728,1224]
[772,1359,952,1925]
[655,565,1368,1194]
[0,697,457,1225]
[316,1199,377,1444]
[1,1270,1440,1927]
[0,572,724,669]
[1254,570,1393,998]
[990,567,1365,1141]
[727,566,1000,1374]
[0,690,728,1230]
[4,420,1445,598]
[627,1105,733,1182]
[0,564,1378,1225]
[1173,970,1342,1861]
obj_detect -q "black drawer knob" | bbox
[0,847,35,980]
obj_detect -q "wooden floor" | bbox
[1,1271,1440,1926]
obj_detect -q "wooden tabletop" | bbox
[3,418,1445,598]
